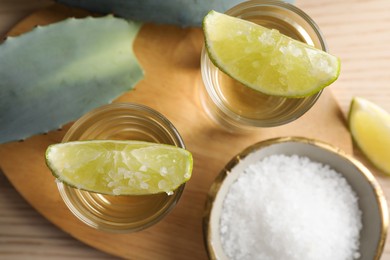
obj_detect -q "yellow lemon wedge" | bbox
[348,97,390,175]
[203,10,341,97]
[45,140,193,195]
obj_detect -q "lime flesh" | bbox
[45,140,193,195]
[203,10,341,97]
[348,97,390,175]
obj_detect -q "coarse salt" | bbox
[220,154,362,260]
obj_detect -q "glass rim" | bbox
[63,102,185,149]
[225,0,328,51]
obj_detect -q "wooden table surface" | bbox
[1,0,390,259]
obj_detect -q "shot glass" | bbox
[200,0,327,132]
[56,103,185,233]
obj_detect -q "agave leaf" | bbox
[56,0,245,27]
[56,0,295,27]
[0,16,143,144]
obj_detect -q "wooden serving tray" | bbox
[0,4,352,259]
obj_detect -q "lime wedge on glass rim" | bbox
[348,97,390,175]
[203,10,341,97]
[45,140,193,195]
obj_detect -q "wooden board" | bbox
[0,4,352,259]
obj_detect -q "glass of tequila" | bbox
[57,103,185,233]
[200,0,327,132]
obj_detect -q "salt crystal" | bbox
[139,165,148,172]
[258,31,275,46]
[123,170,133,179]
[220,154,362,260]
[160,166,168,176]
[135,171,145,180]
[288,42,303,57]
[112,187,121,195]
[158,180,168,190]
[140,182,149,189]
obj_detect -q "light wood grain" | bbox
[0,2,117,259]
[0,4,351,259]
[0,170,116,259]
[0,0,389,259]
[298,0,390,116]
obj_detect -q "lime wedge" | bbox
[203,10,341,97]
[45,140,193,195]
[348,97,390,175]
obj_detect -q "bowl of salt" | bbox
[204,136,388,260]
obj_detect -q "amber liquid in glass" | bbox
[200,1,326,130]
[58,103,185,233]
[217,19,306,120]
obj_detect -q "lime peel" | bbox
[203,10,341,97]
[348,97,390,175]
[45,140,193,195]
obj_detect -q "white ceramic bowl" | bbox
[203,137,388,260]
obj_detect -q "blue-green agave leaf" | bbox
[56,0,295,27]
[0,16,143,144]
[56,0,245,27]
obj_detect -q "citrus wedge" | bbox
[348,97,390,175]
[45,140,193,195]
[203,10,341,97]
